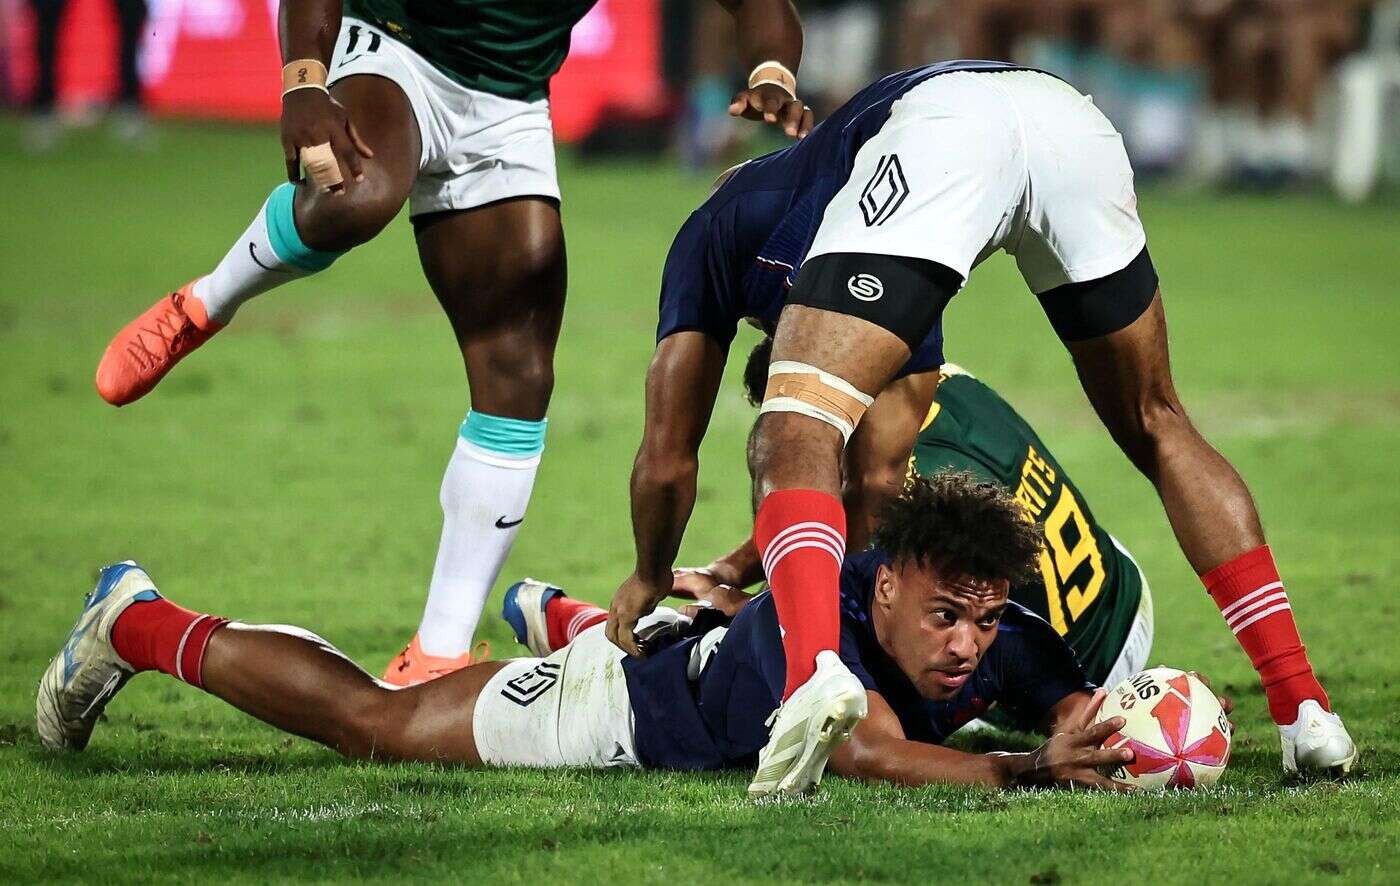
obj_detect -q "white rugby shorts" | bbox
[1102,536,1156,691]
[807,69,1147,294]
[473,618,643,768]
[328,18,560,217]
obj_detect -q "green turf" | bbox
[1,118,1398,883]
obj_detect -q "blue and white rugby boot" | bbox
[748,650,868,798]
[36,561,157,751]
[501,578,564,656]
[1281,700,1359,777]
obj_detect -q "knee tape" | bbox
[759,360,875,444]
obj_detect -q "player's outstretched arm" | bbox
[713,0,813,137]
[608,332,727,655]
[278,0,373,191]
[831,690,1135,790]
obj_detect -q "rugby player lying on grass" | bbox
[673,359,1154,726]
[608,61,1354,794]
[40,473,1196,793]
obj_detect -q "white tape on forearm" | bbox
[300,142,343,191]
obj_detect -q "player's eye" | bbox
[932,609,957,625]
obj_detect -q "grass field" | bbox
[1,117,1398,883]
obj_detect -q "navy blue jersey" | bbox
[655,60,1033,376]
[623,549,1092,771]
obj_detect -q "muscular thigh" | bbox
[390,659,510,764]
[295,74,421,249]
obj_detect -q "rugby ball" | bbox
[1097,667,1231,789]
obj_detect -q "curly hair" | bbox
[872,471,1043,586]
[742,335,775,407]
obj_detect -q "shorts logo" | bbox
[501,661,560,707]
[847,273,884,301]
[859,154,910,227]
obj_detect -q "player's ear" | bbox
[874,564,896,608]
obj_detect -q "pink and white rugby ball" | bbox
[1097,667,1231,789]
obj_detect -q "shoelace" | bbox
[125,293,196,370]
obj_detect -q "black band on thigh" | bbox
[786,252,963,352]
[1036,246,1159,342]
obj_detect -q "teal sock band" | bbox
[459,411,547,457]
[265,183,343,272]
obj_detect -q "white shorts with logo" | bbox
[807,69,1146,293]
[327,18,560,217]
[473,618,644,769]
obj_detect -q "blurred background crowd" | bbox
[1,0,1396,198]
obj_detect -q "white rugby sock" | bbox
[192,183,342,325]
[416,412,546,657]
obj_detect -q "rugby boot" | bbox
[1280,700,1358,777]
[748,650,868,798]
[37,561,158,751]
[96,281,222,406]
[501,578,564,657]
[380,633,488,688]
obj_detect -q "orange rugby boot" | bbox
[380,634,490,688]
[95,282,223,406]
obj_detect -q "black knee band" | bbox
[1036,247,1159,342]
[786,252,963,352]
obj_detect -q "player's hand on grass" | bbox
[728,83,813,138]
[607,572,669,657]
[281,87,374,193]
[1015,689,1137,792]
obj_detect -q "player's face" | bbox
[873,560,1009,701]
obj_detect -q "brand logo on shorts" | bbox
[847,274,884,301]
[501,661,560,707]
[859,154,910,227]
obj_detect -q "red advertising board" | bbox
[2,0,662,141]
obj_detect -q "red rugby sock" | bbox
[111,597,229,690]
[545,596,608,649]
[754,489,845,700]
[1203,545,1328,725]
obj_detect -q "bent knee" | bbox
[298,178,405,251]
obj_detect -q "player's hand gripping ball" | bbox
[1096,667,1232,789]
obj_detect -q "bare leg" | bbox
[749,306,911,505]
[201,624,506,763]
[414,197,567,420]
[1064,292,1262,572]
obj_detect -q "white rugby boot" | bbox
[748,650,868,798]
[501,578,564,657]
[36,561,157,751]
[1280,699,1358,777]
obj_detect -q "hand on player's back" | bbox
[728,82,814,138]
[280,88,374,192]
[1018,689,1137,792]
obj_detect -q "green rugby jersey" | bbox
[910,367,1143,687]
[341,0,597,101]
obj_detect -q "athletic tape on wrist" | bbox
[282,59,328,97]
[747,60,797,99]
[759,360,873,444]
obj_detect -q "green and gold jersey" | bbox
[341,0,597,101]
[911,366,1143,687]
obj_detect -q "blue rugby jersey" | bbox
[655,60,1034,376]
[621,550,1093,771]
